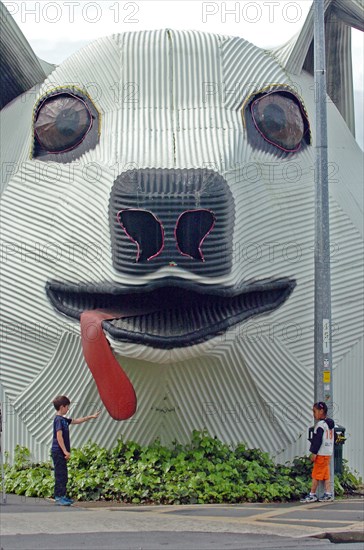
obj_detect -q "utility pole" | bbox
[313,0,334,496]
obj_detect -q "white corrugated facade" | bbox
[0,19,363,478]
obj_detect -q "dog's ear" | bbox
[0,2,55,109]
[271,0,363,136]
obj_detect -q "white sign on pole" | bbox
[323,319,330,353]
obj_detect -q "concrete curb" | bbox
[314,530,364,544]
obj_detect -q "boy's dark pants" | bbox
[52,451,68,498]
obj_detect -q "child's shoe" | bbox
[300,493,318,503]
[319,493,334,502]
[64,496,74,504]
[55,496,72,506]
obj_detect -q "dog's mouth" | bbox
[46,279,295,347]
[46,279,295,420]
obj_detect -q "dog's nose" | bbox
[109,169,234,276]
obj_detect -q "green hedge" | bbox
[4,430,362,503]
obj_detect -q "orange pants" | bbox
[312,455,331,480]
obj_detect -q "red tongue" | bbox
[80,309,137,420]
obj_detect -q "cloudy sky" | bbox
[3,0,363,147]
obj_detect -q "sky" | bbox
[2,0,363,147]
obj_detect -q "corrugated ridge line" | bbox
[232,180,314,227]
[324,12,356,133]
[270,36,298,70]
[160,338,310,460]
[238,333,313,440]
[120,30,171,108]
[0,265,45,293]
[1,165,115,285]
[0,29,362,478]
[119,360,171,445]
[274,435,309,465]
[0,1,45,108]
[176,101,231,129]
[177,124,239,171]
[0,344,55,374]
[16,334,177,452]
[39,36,121,113]
[0,285,56,320]
[223,38,264,98]
[117,30,173,168]
[159,417,191,447]
[169,358,221,440]
[330,200,364,363]
[115,127,173,170]
[0,326,65,374]
[326,121,363,237]
[334,336,364,478]
[229,214,315,284]
[265,206,363,370]
[210,343,293,451]
[330,195,363,253]
[4,192,56,220]
[154,358,196,448]
[171,30,221,109]
[1,196,60,238]
[0,255,47,289]
[70,357,169,448]
[1,162,69,245]
[109,337,215,365]
[13,332,89,441]
[330,16,354,132]
[277,195,363,369]
[275,0,327,75]
[4,199,356,402]
[29,332,362,474]
[222,38,291,111]
[0,338,57,398]
[0,89,39,194]
[0,383,50,463]
[239,327,313,400]
[97,111,118,165]
[166,345,285,451]
[335,0,364,26]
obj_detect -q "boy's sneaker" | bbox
[64,496,74,504]
[300,493,318,503]
[319,493,334,502]
[55,496,71,506]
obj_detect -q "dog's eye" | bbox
[245,90,310,153]
[34,93,92,153]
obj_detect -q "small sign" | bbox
[323,319,330,353]
[323,371,331,383]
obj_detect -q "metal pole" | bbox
[313,0,334,497]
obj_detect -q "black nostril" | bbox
[117,209,164,262]
[175,209,215,261]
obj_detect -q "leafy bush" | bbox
[4,431,362,503]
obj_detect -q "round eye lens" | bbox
[251,94,305,151]
[34,94,92,153]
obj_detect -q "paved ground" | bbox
[1,494,363,549]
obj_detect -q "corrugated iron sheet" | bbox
[0,2,46,108]
[0,28,363,479]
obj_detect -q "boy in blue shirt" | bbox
[52,395,100,506]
